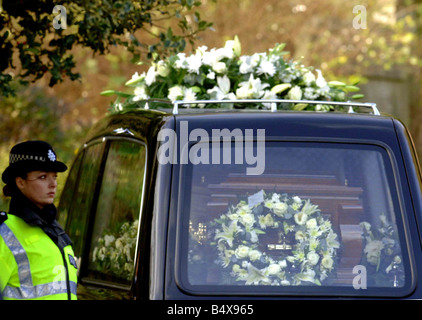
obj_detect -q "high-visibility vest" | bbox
[0,214,78,300]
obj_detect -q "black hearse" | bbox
[58,99,422,300]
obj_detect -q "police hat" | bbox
[1,141,67,184]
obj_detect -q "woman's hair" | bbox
[2,171,28,197]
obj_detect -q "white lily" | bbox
[145,66,157,86]
[236,74,269,99]
[215,220,239,247]
[326,230,340,249]
[125,71,145,86]
[295,269,317,284]
[300,199,319,215]
[244,263,270,285]
[207,75,236,100]
[223,36,241,58]
[315,69,328,88]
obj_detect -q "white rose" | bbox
[294,212,308,225]
[263,214,274,227]
[155,60,170,77]
[241,214,255,227]
[307,251,320,265]
[273,202,288,216]
[232,264,241,273]
[303,71,316,85]
[293,196,302,204]
[321,256,334,270]
[267,264,281,275]
[287,86,302,100]
[235,245,250,259]
[235,85,250,99]
[212,61,227,74]
[248,250,262,261]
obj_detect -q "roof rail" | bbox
[142,99,380,116]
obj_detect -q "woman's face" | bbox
[16,171,58,209]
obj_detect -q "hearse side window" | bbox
[59,141,105,258]
[87,139,146,286]
[179,142,411,297]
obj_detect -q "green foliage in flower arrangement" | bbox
[102,36,364,113]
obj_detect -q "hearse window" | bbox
[179,142,411,297]
[87,139,146,286]
[59,141,105,258]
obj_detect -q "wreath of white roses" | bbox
[213,190,340,286]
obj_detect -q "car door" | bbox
[58,137,147,299]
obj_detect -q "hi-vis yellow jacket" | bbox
[0,213,78,300]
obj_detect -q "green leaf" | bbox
[345,85,361,92]
[125,76,145,86]
[254,229,266,235]
[271,83,291,94]
[100,90,132,98]
[351,94,365,100]
[293,103,308,111]
[190,86,202,93]
[328,81,346,87]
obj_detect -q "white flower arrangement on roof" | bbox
[211,190,340,286]
[102,37,363,112]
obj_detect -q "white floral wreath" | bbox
[213,190,340,286]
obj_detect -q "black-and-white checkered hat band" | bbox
[10,153,46,163]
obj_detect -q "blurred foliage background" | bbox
[1,0,422,208]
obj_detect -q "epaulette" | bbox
[0,211,7,225]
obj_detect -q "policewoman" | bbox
[0,141,77,300]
